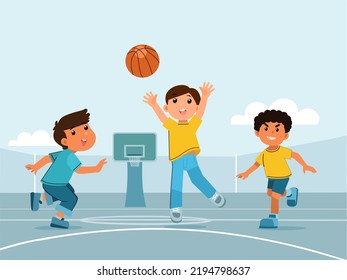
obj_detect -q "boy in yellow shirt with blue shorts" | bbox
[143,82,226,223]
[237,109,316,228]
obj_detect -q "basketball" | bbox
[125,44,160,78]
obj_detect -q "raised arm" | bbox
[196,82,215,119]
[291,152,317,173]
[237,162,260,180]
[143,91,168,123]
[25,155,52,174]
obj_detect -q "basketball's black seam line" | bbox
[146,51,159,63]
[129,51,137,75]
[144,46,159,63]
[137,48,153,75]
[130,47,141,76]
[144,45,155,52]
[136,53,144,77]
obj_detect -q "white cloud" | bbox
[8,130,58,147]
[230,98,319,125]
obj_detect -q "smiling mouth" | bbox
[81,139,87,146]
[267,136,276,141]
[179,109,187,115]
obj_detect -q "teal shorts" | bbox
[267,178,289,195]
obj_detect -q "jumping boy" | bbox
[143,82,225,223]
[237,109,316,228]
[25,109,107,229]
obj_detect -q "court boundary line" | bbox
[0,228,344,260]
[1,218,346,222]
[1,207,346,211]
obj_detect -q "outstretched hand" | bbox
[25,164,39,175]
[303,165,316,174]
[143,92,158,108]
[199,82,215,97]
[97,158,107,172]
[236,172,249,180]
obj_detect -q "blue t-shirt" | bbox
[41,149,82,186]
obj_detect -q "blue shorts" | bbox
[267,178,289,195]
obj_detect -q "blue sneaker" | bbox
[287,187,299,207]
[30,192,41,211]
[50,217,69,229]
[259,215,278,228]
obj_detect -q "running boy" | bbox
[143,82,225,223]
[25,109,107,229]
[237,109,316,228]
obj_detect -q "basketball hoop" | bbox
[128,156,141,167]
[113,133,156,208]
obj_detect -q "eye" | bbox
[264,127,268,131]
[173,98,177,103]
[71,130,76,136]
[187,98,192,104]
[275,128,279,132]
[84,125,89,130]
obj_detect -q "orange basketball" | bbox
[125,44,160,78]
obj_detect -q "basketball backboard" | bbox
[113,133,156,207]
[113,133,156,161]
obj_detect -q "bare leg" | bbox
[270,192,282,214]
[267,189,272,197]
[56,211,64,219]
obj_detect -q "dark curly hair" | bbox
[254,110,292,132]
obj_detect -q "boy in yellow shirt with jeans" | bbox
[143,82,225,223]
[237,109,316,228]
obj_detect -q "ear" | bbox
[163,105,168,112]
[61,138,68,147]
[255,131,260,137]
[284,133,289,140]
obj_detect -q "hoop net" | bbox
[128,156,141,167]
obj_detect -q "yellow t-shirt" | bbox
[163,115,202,161]
[256,146,292,179]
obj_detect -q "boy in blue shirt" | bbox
[25,109,107,229]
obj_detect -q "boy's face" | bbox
[164,93,198,121]
[255,122,289,146]
[61,123,96,152]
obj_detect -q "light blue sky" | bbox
[1,0,345,156]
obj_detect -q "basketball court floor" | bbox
[0,193,346,260]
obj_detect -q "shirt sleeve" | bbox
[49,151,61,162]
[67,153,82,171]
[281,147,292,159]
[256,152,264,166]
[189,115,202,131]
[163,118,177,130]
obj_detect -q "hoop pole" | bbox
[235,153,238,193]
[33,153,36,193]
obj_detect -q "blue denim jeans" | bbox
[170,154,216,208]
[43,183,78,216]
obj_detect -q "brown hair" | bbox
[165,85,201,105]
[53,109,90,149]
